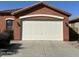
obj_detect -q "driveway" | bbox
[2,40,79,57]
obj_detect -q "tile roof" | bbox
[0,8,22,13]
[12,2,71,16]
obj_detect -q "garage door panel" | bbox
[22,21,63,40]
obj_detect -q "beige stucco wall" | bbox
[70,23,79,34]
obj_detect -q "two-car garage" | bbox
[12,2,71,41]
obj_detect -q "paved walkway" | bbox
[2,40,79,57]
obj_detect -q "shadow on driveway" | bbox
[0,43,23,57]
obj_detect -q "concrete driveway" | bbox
[2,40,79,57]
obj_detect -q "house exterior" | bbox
[69,18,79,34]
[69,18,79,41]
[0,2,71,41]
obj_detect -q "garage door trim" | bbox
[20,14,64,40]
[19,14,64,19]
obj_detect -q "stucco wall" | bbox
[70,23,79,34]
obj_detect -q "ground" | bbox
[1,40,79,57]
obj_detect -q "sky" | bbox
[0,1,78,20]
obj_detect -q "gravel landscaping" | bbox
[67,41,79,49]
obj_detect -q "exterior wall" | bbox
[0,15,21,40]
[13,17,21,40]
[0,15,14,32]
[0,16,6,32]
[63,17,69,41]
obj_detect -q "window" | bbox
[6,20,13,30]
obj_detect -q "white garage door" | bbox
[22,21,63,40]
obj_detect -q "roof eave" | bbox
[69,18,79,23]
[11,2,71,17]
